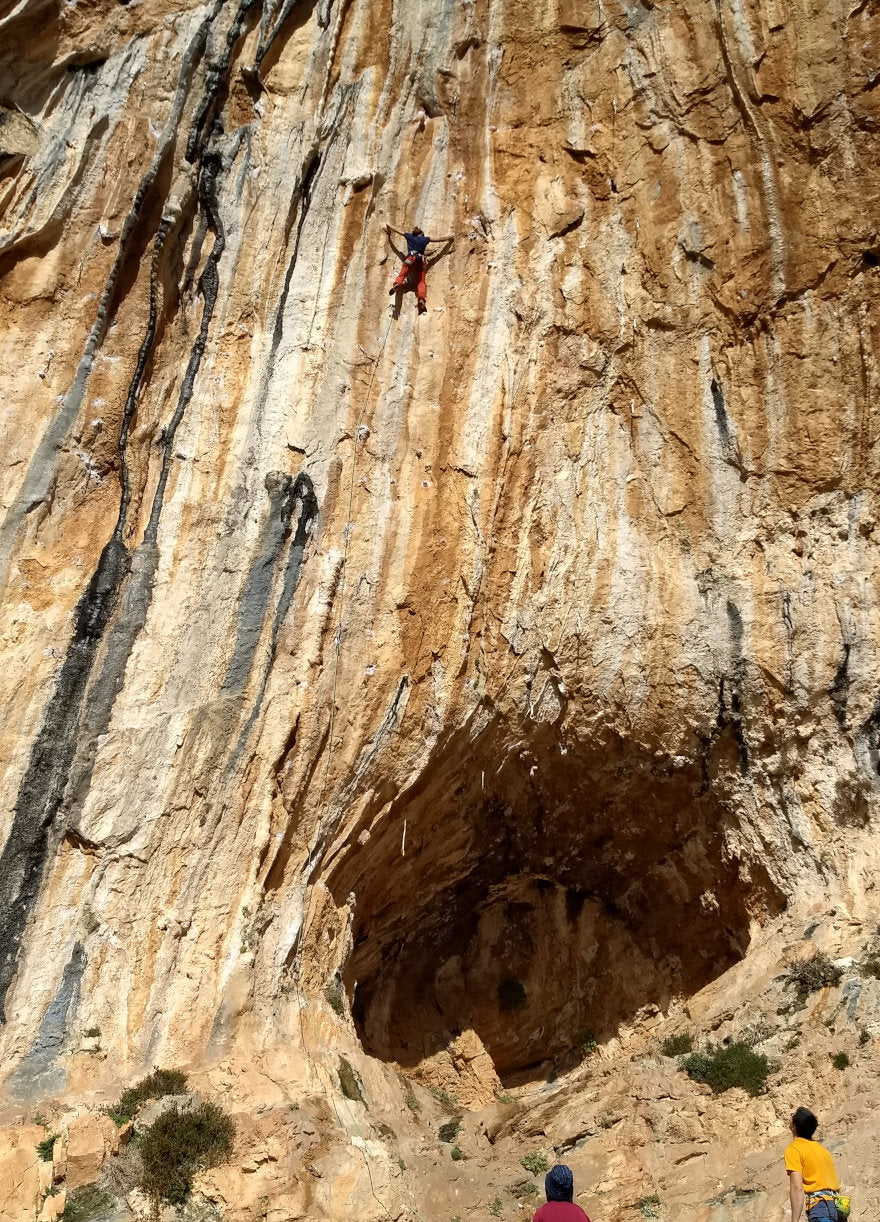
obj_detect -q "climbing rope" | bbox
[475,306,539,690]
[287,304,434,1222]
[317,306,395,823]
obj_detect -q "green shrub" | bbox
[36,1134,57,1161]
[859,1029,871,1046]
[520,1151,549,1175]
[599,1112,615,1130]
[831,1052,850,1070]
[64,1186,115,1222]
[107,1068,188,1126]
[859,954,880,979]
[489,1197,503,1217]
[661,1034,694,1057]
[404,1093,421,1113]
[511,1182,539,1199]
[325,980,344,1015]
[572,1029,598,1062]
[498,979,528,1012]
[495,1091,517,1105]
[784,953,844,1005]
[428,1085,458,1108]
[705,1190,730,1208]
[398,1157,406,1171]
[682,1042,772,1096]
[139,1102,234,1205]
[439,1119,461,1143]
[707,1188,759,1209]
[337,1056,365,1104]
[739,1019,773,1048]
[451,1145,463,1161]
[637,1194,661,1218]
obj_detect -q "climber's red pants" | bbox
[391,253,427,303]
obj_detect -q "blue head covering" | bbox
[545,1164,574,1202]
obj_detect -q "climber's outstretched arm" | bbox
[429,234,454,244]
[385,223,405,237]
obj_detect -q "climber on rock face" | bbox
[533,1165,591,1222]
[385,222,453,314]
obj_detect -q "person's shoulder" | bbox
[785,1138,805,1165]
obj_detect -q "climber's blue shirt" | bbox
[405,232,430,256]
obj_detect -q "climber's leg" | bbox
[416,258,427,313]
[390,254,416,294]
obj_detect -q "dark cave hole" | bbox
[498,977,528,1013]
[329,720,782,1082]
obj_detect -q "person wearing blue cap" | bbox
[533,1164,592,1222]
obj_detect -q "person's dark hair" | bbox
[792,1107,818,1139]
[411,226,424,235]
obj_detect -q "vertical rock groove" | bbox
[223,471,318,696]
[225,472,319,771]
[0,537,128,1019]
[115,215,174,539]
[145,149,226,542]
[0,6,220,588]
[711,0,786,300]
[0,0,249,1021]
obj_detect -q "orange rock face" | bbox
[0,0,879,1112]
[1,1130,43,1221]
[64,1114,119,1191]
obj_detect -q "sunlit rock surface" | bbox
[1,0,879,1141]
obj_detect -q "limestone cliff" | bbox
[1,0,879,1149]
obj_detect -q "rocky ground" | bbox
[3,899,880,1222]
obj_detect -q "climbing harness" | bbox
[390,252,428,310]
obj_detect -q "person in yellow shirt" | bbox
[784,1107,840,1222]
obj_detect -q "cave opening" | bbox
[327,720,781,1083]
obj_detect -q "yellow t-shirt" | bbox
[784,1138,840,1194]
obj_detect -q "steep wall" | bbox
[1,0,880,1102]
